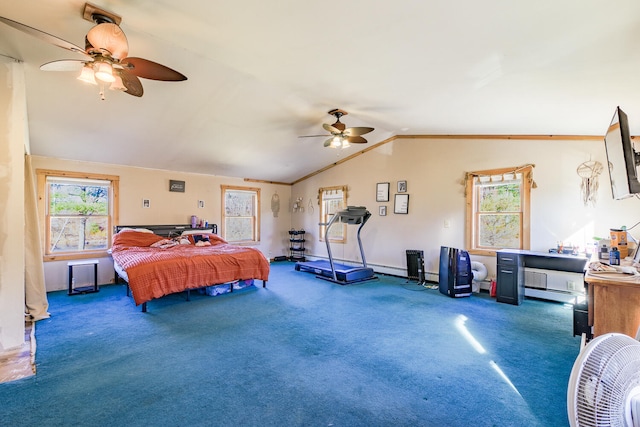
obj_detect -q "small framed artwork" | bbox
[397,180,407,193]
[376,182,390,202]
[394,194,409,214]
[169,179,186,192]
[198,200,205,208]
[142,199,151,208]
[379,205,387,216]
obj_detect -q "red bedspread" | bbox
[111,231,270,305]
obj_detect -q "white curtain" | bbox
[24,154,50,321]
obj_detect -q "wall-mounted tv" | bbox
[604,106,640,200]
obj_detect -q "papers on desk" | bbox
[588,261,640,280]
[588,272,640,281]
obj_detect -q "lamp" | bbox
[77,65,97,85]
[94,62,115,83]
[327,135,352,149]
[329,136,342,148]
[109,73,127,91]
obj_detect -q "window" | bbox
[221,185,260,243]
[319,186,347,242]
[465,165,533,255]
[37,169,119,261]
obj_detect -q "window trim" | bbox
[465,165,532,256]
[318,185,347,243]
[37,169,120,262]
[220,184,261,244]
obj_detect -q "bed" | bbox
[111,224,270,312]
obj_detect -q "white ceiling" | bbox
[2,1,640,183]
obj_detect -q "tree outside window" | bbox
[37,170,119,261]
[221,185,260,243]
[465,165,533,255]
[319,186,347,243]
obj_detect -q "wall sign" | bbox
[169,180,185,192]
[376,182,390,202]
[394,194,409,214]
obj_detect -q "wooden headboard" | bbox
[114,224,218,237]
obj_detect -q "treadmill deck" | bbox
[295,260,376,284]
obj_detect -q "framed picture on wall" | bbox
[379,205,387,216]
[376,182,390,202]
[397,180,407,193]
[394,194,409,214]
[142,199,151,208]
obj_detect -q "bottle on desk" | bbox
[609,247,621,265]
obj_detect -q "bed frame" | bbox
[114,224,218,238]
[112,224,265,312]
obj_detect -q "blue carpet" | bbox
[0,262,580,426]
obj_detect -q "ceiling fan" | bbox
[300,109,374,149]
[0,3,187,100]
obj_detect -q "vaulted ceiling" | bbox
[2,1,640,183]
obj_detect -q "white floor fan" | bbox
[567,333,640,426]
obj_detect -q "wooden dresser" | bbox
[584,271,640,338]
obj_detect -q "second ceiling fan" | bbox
[0,2,187,99]
[301,109,374,149]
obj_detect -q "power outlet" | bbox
[444,220,451,229]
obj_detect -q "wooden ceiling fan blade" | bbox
[119,70,144,97]
[0,16,89,57]
[86,23,129,60]
[122,57,187,81]
[40,59,87,72]
[323,123,340,134]
[345,136,368,144]
[343,126,374,137]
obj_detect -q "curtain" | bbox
[24,154,50,321]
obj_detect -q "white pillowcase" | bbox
[118,227,155,234]
[181,229,213,235]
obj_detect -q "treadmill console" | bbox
[339,206,370,224]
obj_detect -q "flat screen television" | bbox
[604,106,640,200]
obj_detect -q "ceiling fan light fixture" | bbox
[94,61,115,83]
[109,73,127,91]
[341,139,351,149]
[329,136,342,148]
[77,65,97,85]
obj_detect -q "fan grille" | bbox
[570,333,640,427]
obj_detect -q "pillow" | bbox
[181,229,213,236]
[118,227,155,234]
[112,230,164,248]
[186,233,226,245]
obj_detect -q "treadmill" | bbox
[295,206,376,284]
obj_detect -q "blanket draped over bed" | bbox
[111,231,270,306]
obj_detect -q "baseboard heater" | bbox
[524,267,585,303]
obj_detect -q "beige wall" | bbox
[291,137,640,281]
[0,61,26,351]
[30,156,293,291]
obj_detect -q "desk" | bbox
[584,271,640,338]
[496,250,588,304]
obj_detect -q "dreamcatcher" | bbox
[577,160,603,207]
[271,192,280,217]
